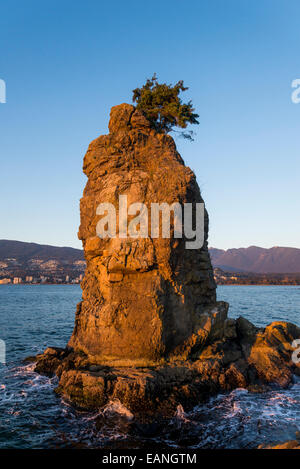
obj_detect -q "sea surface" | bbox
[0,284,299,449]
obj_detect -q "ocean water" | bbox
[0,284,299,449]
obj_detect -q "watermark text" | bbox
[0,79,6,103]
[96,195,205,249]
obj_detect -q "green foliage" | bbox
[132,74,199,140]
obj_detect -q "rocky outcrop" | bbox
[258,431,300,449]
[259,441,300,449]
[35,319,300,418]
[34,103,300,418]
[68,103,218,365]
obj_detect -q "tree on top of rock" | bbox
[132,74,199,140]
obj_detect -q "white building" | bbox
[0,278,11,284]
[13,277,22,284]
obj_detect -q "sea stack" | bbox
[35,104,300,417]
[68,103,224,365]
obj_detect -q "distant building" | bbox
[6,259,20,266]
[28,259,44,265]
[53,277,63,283]
[40,259,60,271]
[73,260,86,267]
[25,276,33,283]
[0,278,11,284]
[13,277,22,284]
[65,275,70,283]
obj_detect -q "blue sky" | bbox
[0,0,299,249]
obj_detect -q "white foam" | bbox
[102,399,134,420]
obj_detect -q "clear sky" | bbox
[1,0,299,250]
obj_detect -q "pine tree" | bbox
[132,74,199,140]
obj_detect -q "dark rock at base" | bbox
[34,317,300,419]
[258,431,300,449]
[34,347,70,376]
[23,355,38,363]
[259,440,300,449]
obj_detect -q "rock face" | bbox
[35,320,300,418]
[34,103,300,419]
[68,103,218,365]
[259,439,300,449]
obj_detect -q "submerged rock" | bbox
[34,104,300,418]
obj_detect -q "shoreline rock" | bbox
[258,431,300,449]
[34,103,300,422]
[34,319,300,419]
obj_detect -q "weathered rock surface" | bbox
[259,440,300,449]
[258,431,300,449]
[35,318,300,418]
[34,103,300,418]
[68,103,218,364]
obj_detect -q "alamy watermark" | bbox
[292,339,300,364]
[291,79,300,103]
[0,79,6,103]
[0,339,6,365]
[96,195,205,249]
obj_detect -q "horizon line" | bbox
[1,239,300,252]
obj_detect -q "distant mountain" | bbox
[1,240,299,275]
[0,240,84,263]
[209,246,300,273]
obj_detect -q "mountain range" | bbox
[0,240,299,274]
[209,246,300,273]
[0,240,84,263]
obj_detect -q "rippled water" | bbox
[219,285,300,328]
[0,284,299,449]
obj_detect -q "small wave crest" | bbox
[102,400,134,420]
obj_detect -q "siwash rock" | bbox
[68,103,222,365]
[34,104,300,419]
